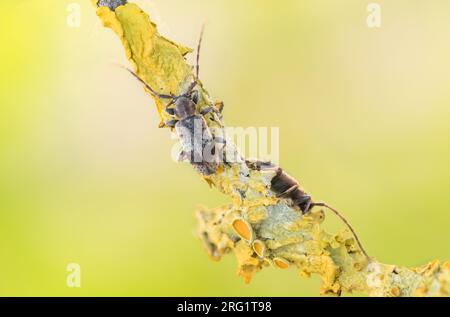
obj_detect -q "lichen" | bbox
[94,1,449,297]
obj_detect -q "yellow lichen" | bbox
[95,3,192,121]
[233,241,262,283]
[246,205,268,224]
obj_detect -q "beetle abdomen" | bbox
[175,115,219,175]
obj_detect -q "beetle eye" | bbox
[165,107,176,116]
[192,91,199,104]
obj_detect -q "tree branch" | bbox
[92,1,450,296]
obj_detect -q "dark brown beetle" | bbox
[246,159,370,259]
[246,160,313,213]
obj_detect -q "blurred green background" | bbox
[0,0,449,296]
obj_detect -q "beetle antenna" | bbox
[184,25,205,95]
[312,202,370,260]
[196,24,205,81]
[125,68,175,100]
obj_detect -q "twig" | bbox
[92,1,450,296]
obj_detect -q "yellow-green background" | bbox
[1,0,449,296]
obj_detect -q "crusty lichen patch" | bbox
[94,1,450,297]
[95,1,192,121]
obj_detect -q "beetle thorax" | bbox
[175,96,196,119]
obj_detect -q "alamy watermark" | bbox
[367,3,381,28]
[67,2,81,28]
[170,120,280,166]
[66,262,81,288]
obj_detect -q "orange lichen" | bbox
[390,286,400,297]
[232,218,253,242]
[273,257,290,269]
[252,240,266,258]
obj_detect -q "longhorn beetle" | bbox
[246,159,370,259]
[127,27,225,175]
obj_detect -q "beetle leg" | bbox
[200,106,214,116]
[192,90,200,105]
[162,119,178,128]
[126,68,174,99]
